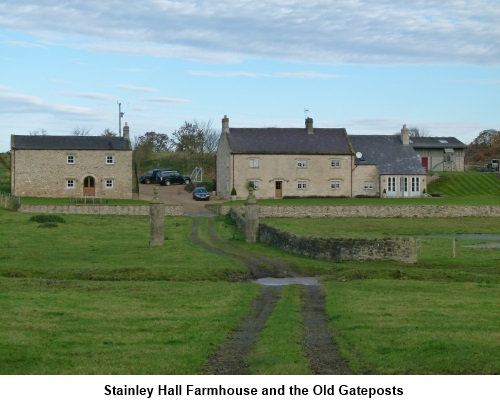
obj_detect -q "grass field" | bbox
[1,207,499,374]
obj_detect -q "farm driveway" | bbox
[190,216,351,375]
[138,183,221,215]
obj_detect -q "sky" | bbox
[1,0,499,152]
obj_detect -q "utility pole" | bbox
[118,102,124,137]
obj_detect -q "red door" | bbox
[421,157,428,171]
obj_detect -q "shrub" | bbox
[29,214,65,224]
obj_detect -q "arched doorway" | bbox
[83,176,95,196]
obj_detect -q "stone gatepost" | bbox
[149,187,165,247]
[244,188,259,243]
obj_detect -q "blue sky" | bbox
[1,0,499,152]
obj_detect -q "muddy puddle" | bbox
[254,277,319,286]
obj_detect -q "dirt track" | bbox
[190,216,351,375]
[139,184,350,374]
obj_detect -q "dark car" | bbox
[192,186,210,201]
[139,168,172,184]
[158,171,191,186]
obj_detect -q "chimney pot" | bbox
[305,117,314,134]
[222,115,229,134]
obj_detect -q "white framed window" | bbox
[331,159,340,168]
[297,180,307,190]
[331,180,341,190]
[106,155,115,165]
[412,177,420,192]
[249,158,259,168]
[363,181,374,190]
[67,155,75,164]
[297,159,307,168]
[387,177,396,192]
[105,179,114,188]
[66,179,75,188]
[250,180,260,190]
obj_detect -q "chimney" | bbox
[123,122,130,141]
[401,124,410,145]
[305,117,313,134]
[222,115,229,134]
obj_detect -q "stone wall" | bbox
[209,204,500,218]
[18,204,183,216]
[230,208,417,263]
[259,224,417,263]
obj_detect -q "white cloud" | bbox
[60,92,115,101]
[143,97,191,104]
[115,84,159,93]
[0,0,498,65]
[189,70,342,79]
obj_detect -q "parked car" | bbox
[192,186,210,201]
[139,168,172,184]
[157,170,191,186]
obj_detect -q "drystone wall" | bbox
[210,204,500,218]
[230,208,417,263]
[18,204,183,216]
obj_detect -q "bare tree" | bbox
[100,129,117,137]
[29,129,47,135]
[409,127,431,137]
[73,127,92,136]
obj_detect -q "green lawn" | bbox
[0,204,499,374]
[325,280,500,374]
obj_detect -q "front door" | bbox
[275,181,282,198]
[83,176,95,196]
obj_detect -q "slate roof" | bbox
[349,135,426,175]
[11,135,131,150]
[409,137,467,149]
[226,128,353,155]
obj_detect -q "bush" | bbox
[29,214,65,224]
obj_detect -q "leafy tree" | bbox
[134,132,170,153]
[465,129,500,165]
[171,120,219,154]
[472,129,499,146]
[171,121,204,154]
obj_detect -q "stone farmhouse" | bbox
[410,136,466,172]
[216,116,428,199]
[11,124,132,198]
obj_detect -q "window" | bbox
[66,179,75,188]
[387,177,396,192]
[363,181,374,190]
[106,155,114,165]
[250,180,260,190]
[331,159,340,168]
[297,159,307,168]
[105,179,114,188]
[249,158,259,168]
[412,177,420,192]
[67,155,75,164]
[331,180,341,190]
[297,180,307,190]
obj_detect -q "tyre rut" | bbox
[190,216,350,375]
